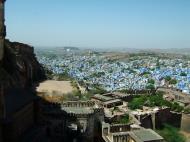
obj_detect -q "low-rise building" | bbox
[102,122,164,142]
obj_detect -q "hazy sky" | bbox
[6,0,190,49]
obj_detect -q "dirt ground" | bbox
[36,80,74,94]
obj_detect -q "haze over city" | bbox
[6,0,190,49]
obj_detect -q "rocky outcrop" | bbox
[0,39,45,88]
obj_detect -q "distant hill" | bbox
[139,48,190,55]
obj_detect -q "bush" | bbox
[128,96,147,109]
[141,71,151,75]
[169,79,177,84]
[128,94,183,112]
[171,102,184,112]
[114,114,130,124]
[156,124,186,142]
[180,72,187,76]
[57,71,72,81]
[148,79,155,84]
[184,108,190,114]
[165,76,171,81]
[146,84,155,90]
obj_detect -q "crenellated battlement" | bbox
[61,101,95,108]
[61,101,104,117]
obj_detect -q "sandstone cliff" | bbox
[0,39,45,88]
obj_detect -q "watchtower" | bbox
[0,0,6,61]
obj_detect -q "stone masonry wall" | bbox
[0,0,5,61]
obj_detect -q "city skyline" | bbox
[6,0,190,49]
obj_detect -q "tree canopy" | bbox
[128,92,184,112]
[148,79,155,84]
[180,72,187,76]
[164,76,171,81]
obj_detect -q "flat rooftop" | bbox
[93,94,113,101]
[61,107,94,114]
[104,92,129,97]
[103,99,122,105]
[130,129,164,142]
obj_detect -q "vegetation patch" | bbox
[156,124,186,142]
[113,114,131,124]
[128,92,184,112]
[164,76,177,84]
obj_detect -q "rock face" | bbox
[0,0,6,61]
[0,39,45,88]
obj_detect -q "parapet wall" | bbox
[110,124,131,133]
[140,114,153,129]
[62,101,95,107]
[155,108,182,128]
[120,89,155,94]
[139,108,182,129]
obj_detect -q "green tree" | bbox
[141,71,151,75]
[169,79,177,85]
[146,84,155,90]
[128,96,147,109]
[180,72,187,76]
[165,76,171,81]
[148,79,155,84]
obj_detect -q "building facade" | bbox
[102,122,164,142]
[40,101,104,142]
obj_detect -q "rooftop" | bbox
[103,99,122,105]
[130,129,164,142]
[92,94,113,102]
[105,92,129,98]
[61,107,94,115]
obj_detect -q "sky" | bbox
[5,0,190,49]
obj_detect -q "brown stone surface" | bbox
[0,0,5,61]
[0,39,45,88]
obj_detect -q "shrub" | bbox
[156,124,186,142]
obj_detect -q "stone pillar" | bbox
[0,0,6,61]
[151,112,156,130]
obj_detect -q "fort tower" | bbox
[0,0,6,61]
